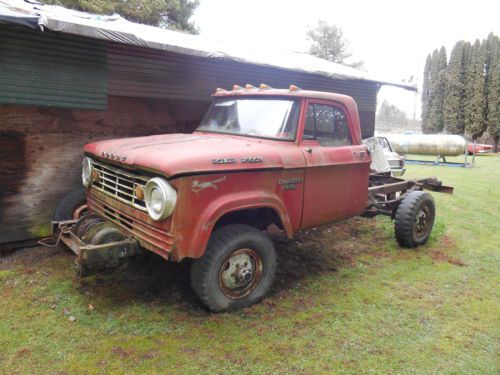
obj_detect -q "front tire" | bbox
[191,224,277,312]
[394,191,435,248]
[54,188,87,221]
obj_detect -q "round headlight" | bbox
[144,177,177,221]
[82,157,93,188]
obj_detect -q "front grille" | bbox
[87,192,175,257]
[91,160,148,211]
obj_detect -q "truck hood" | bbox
[84,132,305,177]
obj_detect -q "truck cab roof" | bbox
[213,86,358,108]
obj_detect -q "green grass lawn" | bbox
[1,154,499,374]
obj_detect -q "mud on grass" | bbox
[0,217,388,312]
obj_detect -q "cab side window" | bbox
[304,104,352,146]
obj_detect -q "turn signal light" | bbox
[135,185,145,201]
[91,169,100,183]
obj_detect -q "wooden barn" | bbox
[0,0,414,248]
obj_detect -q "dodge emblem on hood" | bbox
[102,151,127,162]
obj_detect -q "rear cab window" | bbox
[303,103,352,146]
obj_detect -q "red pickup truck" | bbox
[467,143,493,155]
[53,85,452,312]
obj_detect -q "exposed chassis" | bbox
[364,172,453,218]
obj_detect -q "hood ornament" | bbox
[192,176,227,193]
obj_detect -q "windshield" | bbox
[197,98,300,141]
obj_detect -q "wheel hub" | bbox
[219,248,262,299]
[221,253,253,289]
[414,206,431,238]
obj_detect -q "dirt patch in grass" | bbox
[271,217,387,293]
[0,215,461,318]
[428,236,467,266]
[0,217,388,313]
[429,250,467,266]
[15,348,31,358]
[111,346,136,359]
[0,245,70,271]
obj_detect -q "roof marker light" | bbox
[259,83,272,89]
[215,88,227,94]
[245,84,256,89]
[289,84,301,91]
[233,85,243,90]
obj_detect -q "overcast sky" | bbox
[193,0,500,119]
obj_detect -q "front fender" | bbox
[172,189,293,260]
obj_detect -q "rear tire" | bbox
[394,191,435,248]
[191,224,277,312]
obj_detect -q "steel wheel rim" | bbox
[218,248,263,299]
[414,205,431,239]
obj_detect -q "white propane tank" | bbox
[384,134,467,157]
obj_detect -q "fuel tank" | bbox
[384,134,466,157]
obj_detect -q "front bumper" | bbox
[86,188,177,260]
[53,219,142,276]
[391,167,406,177]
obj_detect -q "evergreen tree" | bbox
[463,41,477,134]
[427,47,447,133]
[465,40,487,140]
[423,33,498,144]
[376,100,408,125]
[485,34,500,151]
[45,0,199,33]
[443,41,467,134]
[462,42,472,130]
[421,54,432,132]
[422,50,438,133]
[307,20,363,68]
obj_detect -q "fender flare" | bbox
[180,191,292,259]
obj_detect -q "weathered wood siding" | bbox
[0,96,206,245]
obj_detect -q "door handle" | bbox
[305,147,313,154]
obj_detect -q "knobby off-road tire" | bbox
[190,224,277,312]
[54,188,87,221]
[394,190,435,248]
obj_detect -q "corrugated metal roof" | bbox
[0,0,416,92]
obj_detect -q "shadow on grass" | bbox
[3,216,455,316]
[74,217,388,314]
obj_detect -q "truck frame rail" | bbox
[364,173,453,217]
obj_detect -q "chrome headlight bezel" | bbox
[82,157,93,188]
[144,177,177,221]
